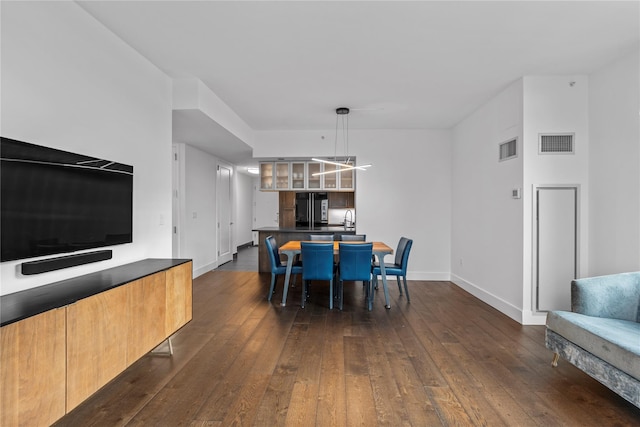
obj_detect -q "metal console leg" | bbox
[151,337,174,356]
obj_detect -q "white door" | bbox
[217,163,233,265]
[537,187,577,311]
[171,145,181,257]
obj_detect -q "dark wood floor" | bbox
[54,268,640,426]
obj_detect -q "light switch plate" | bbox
[512,188,521,199]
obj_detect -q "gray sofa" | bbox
[545,272,640,408]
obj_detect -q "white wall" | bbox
[588,50,640,275]
[452,76,591,325]
[173,144,254,274]
[173,78,255,147]
[253,129,452,280]
[253,179,279,245]
[1,2,173,295]
[451,80,525,322]
[235,172,255,246]
[177,144,218,277]
[521,75,590,324]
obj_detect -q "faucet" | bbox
[344,210,353,229]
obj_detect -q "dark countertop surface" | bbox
[1,258,191,327]
[253,226,356,233]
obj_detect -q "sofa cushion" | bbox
[547,310,640,381]
[572,272,640,322]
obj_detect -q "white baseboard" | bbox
[450,273,525,324]
[193,261,217,278]
[406,271,451,281]
[522,310,548,326]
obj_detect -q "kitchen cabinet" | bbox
[260,162,274,190]
[1,309,66,427]
[328,192,355,208]
[318,161,355,190]
[260,160,355,191]
[291,162,306,189]
[340,163,354,190]
[279,191,296,228]
[323,163,338,189]
[275,162,290,189]
[307,161,322,189]
[321,162,356,191]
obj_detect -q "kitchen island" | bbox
[254,226,356,273]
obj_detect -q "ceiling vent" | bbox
[539,133,575,154]
[499,138,517,162]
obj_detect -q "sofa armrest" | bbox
[571,272,640,322]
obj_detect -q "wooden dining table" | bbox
[278,240,394,309]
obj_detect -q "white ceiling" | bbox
[78,1,639,166]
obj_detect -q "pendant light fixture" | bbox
[312,107,372,176]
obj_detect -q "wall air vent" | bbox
[539,133,574,154]
[499,138,517,162]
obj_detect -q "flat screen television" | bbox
[1,137,133,262]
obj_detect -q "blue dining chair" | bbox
[309,234,334,241]
[372,237,413,303]
[300,242,335,309]
[265,235,302,301]
[339,234,372,266]
[338,243,373,310]
[340,234,366,241]
[309,234,338,272]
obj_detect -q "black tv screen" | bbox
[1,137,133,262]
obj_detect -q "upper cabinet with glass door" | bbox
[339,162,354,190]
[260,162,274,190]
[259,160,356,191]
[291,162,306,189]
[307,161,321,190]
[323,163,338,189]
[324,162,355,190]
[275,162,290,190]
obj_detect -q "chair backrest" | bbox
[309,234,333,241]
[265,235,281,271]
[340,234,366,241]
[339,243,373,281]
[301,242,334,281]
[395,237,413,273]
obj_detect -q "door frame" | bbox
[532,184,581,313]
[171,144,186,258]
[217,160,234,265]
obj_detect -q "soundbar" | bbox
[21,250,113,275]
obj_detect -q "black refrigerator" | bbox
[295,192,328,227]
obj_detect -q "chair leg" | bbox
[369,278,376,306]
[403,275,410,302]
[363,280,368,308]
[268,273,277,301]
[339,279,344,310]
[365,281,372,311]
[396,276,403,295]
[301,280,307,308]
[329,278,334,309]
